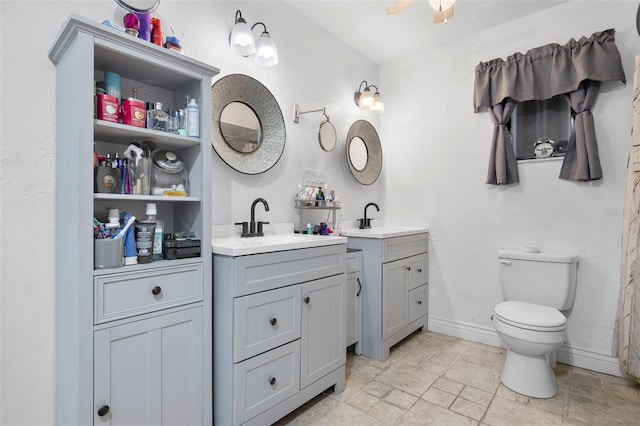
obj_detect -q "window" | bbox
[511,95,573,160]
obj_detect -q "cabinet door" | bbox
[94,308,203,426]
[300,275,346,388]
[382,259,409,339]
[345,271,357,348]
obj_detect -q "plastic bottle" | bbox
[306,223,312,235]
[145,203,164,261]
[150,17,163,46]
[186,98,200,137]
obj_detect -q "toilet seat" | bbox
[494,301,566,332]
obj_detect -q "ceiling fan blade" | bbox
[433,4,454,23]
[386,0,416,15]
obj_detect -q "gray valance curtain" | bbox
[474,29,626,185]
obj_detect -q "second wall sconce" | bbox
[354,81,384,113]
[229,10,279,67]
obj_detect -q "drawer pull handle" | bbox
[356,278,362,297]
[417,300,422,305]
[269,377,277,386]
[97,405,110,417]
[151,286,162,296]
[270,317,277,326]
[304,297,310,304]
[406,266,411,271]
[417,268,423,273]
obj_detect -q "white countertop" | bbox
[212,233,347,256]
[341,226,429,239]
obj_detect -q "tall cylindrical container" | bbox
[186,98,200,137]
[136,13,151,41]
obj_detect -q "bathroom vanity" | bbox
[342,228,428,361]
[212,234,347,425]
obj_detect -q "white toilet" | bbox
[493,248,578,398]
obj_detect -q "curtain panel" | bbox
[473,29,626,185]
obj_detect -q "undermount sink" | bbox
[212,233,347,256]
[341,226,428,239]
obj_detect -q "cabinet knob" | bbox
[270,317,277,326]
[417,300,422,305]
[417,268,422,273]
[304,296,310,304]
[269,377,277,386]
[151,286,162,296]
[356,278,362,297]
[97,405,110,417]
[406,266,411,271]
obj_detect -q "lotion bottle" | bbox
[186,98,200,137]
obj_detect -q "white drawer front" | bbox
[409,285,428,324]
[234,340,300,424]
[382,233,428,263]
[234,286,301,362]
[409,253,428,290]
[95,264,203,324]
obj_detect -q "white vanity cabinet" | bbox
[345,231,428,361]
[213,244,347,426]
[49,15,219,425]
[346,249,363,354]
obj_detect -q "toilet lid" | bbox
[494,301,567,330]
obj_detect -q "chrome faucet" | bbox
[359,202,380,229]
[235,198,270,237]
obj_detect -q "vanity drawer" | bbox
[234,285,301,362]
[220,245,345,297]
[409,284,428,324]
[346,249,362,274]
[408,253,428,290]
[234,340,300,424]
[94,264,203,324]
[383,233,428,263]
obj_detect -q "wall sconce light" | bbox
[229,10,279,67]
[354,81,384,113]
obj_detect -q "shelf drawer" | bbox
[382,233,428,263]
[409,284,428,324]
[234,286,301,362]
[95,264,203,324]
[234,340,300,424]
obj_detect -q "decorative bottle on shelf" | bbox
[145,203,164,261]
[186,97,200,137]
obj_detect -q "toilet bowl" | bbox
[493,300,567,398]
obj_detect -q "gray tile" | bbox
[399,399,477,425]
[484,396,563,425]
[450,397,487,421]
[459,385,494,407]
[421,386,457,408]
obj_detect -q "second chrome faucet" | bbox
[235,197,270,237]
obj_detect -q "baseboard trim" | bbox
[428,316,624,377]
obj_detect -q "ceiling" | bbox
[286,1,567,65]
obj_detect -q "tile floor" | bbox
[275,331,640,425]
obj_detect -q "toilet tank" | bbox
[498,248,578,310]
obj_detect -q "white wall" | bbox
[380,0,636,374]
[0,1,380,424]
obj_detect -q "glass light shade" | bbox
[230,21,256,56]
[254,32,278,66]
[371,94,384,113]
[428,0,457,10]
[359,90,375,108]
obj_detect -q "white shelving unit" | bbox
[49,15,219,425]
